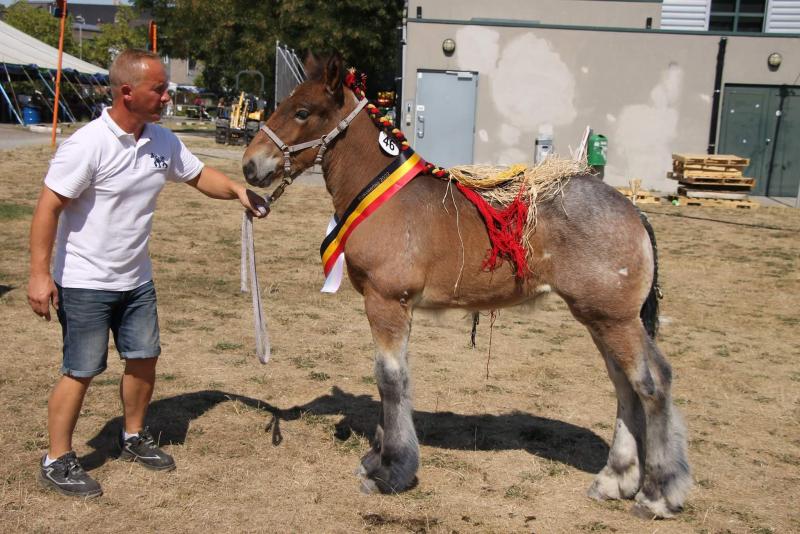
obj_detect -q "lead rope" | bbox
[241,207,271,363]
[239,177,294,364]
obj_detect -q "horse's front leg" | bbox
[357,288,419,494]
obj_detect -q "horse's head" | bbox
[242,52,348,188]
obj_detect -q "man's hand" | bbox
[186,166,269,218]
[238,187,270,218]
[28,272,58,321]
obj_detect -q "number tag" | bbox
[379,131,400,156]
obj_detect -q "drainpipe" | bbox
[707,36,727,154]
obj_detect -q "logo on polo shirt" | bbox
[149,153,168,169]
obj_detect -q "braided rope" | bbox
[345,68,449,179]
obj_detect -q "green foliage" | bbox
[4,1,78,55]
[134,0,403,96]
[81,6,148,68]
[278,0,404,92]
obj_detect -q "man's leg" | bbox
[120,357,157,435]
[48,375,92,459]
[114,281,174,471]
[40,285,111,498]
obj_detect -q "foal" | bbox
[242,53,691,519]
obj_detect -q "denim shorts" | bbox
[56,281,161,378]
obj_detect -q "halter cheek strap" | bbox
[260,97,369,180]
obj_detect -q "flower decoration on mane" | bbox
[344,67,368,100]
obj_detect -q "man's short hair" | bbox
[109,49,163,89]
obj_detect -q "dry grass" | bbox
[0,138,798,533]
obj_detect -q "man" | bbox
[27,49,268,498]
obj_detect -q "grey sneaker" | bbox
[38,451,103,498]
[118,427,175,471]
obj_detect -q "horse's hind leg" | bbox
[587,338,645,501]
[590,319,691,518]
[357,289,419,494]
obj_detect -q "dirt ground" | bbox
[1,138,798,533]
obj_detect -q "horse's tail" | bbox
[638,209,661,339]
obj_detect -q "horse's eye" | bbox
[295,109,310,120]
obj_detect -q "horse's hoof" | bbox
[355,462,381,494]
[588,485,611,501]
[631,493,678,519]
[587,467,639,501]
[359,477,380,495]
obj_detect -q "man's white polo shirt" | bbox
[45,108,204,290]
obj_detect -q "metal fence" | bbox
[274,41,306,110]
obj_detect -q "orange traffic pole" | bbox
[51,1,68,148]
[149,21,157,53]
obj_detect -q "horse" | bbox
[241,53,691,519]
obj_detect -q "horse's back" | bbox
[538,174,655,322]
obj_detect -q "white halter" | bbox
[259,98,369,177]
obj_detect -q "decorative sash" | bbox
[320,150,425,293]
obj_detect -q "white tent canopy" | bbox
[0,19,108,75]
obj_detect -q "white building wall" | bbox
[403,20,800,191]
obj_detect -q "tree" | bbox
[277,0,404,93]
[134,0,403,97]
[4,1,78,55]
[82,6,148,68]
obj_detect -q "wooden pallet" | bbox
[667,172,755,189]
[676,169,748,179]
[617,187,662,205]
[669,195,758,209]
[677,187,748,200]
[672,153,750,166]
[674,162,748,173]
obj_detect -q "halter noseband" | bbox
[260,98,369,180]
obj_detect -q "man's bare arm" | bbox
[185,166,269,217]
[28,187,70,320]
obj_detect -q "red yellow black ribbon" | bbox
[320,150,425,277]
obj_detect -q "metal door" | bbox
[768,86,799,197]
[413,70,478,168]
[719,85,799,197]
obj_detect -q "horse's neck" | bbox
[323,112,394,217]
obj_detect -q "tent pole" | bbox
[63,70,94,118]
[23,67,54,115]
[0,79,23,125]
[48,70,77,122]
[39,70,76,123]
[2,63,24,122]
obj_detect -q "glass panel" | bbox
[737,17,764,32]
[739,0,766,14]
[710,0,736,12]
[709,15,735,31]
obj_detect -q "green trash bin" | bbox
[587,134,608,180]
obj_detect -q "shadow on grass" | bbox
[83,386,608,474]
[0,285,14,298]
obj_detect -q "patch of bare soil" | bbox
[0,141,798,533]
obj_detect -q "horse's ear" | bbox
[304,51,323,80]
[324,52,344,104]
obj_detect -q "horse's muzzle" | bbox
[242,157,277,188]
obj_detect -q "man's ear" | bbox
[324,52,344,105]
[119,83,133,101]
